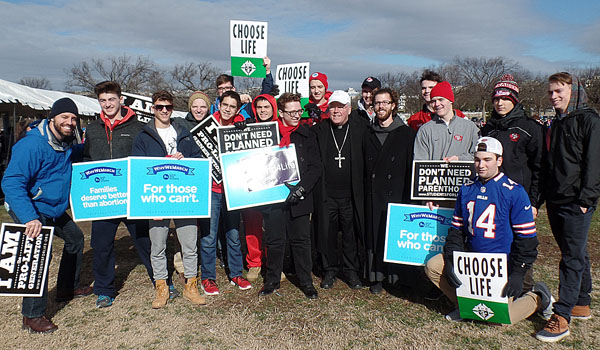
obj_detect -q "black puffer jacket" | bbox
[481,103,545,207]
[83,106,142,161]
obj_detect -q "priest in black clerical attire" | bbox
[364,88,416,294]
[312,90,368,290]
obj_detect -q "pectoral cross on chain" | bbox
[335,153,346,168]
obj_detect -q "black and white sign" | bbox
[411,160,475,200]
[217,122,279,154]
[190,115,222,184]
[0,223,53,297]
[122,92,153,124]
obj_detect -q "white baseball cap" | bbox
[328,90,351,105]
[476,137,503,156]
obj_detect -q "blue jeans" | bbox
[200,192,243,280]
[9,211,84,318]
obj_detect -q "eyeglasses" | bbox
[217,85,234,92]
[154,104,174,111]
[374,101,393,106]
[282,109,303,116]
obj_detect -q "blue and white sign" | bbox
[127,157,211,219]
[220,145,300,210]
[70,159,128,221]
[383,204,454,266]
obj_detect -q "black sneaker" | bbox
[369,282,383,294]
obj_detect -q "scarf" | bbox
[277,118,299,147]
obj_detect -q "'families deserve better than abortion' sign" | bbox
[70,159,129,221]
[383,204,453,266]
[230,20,268,78]
[127,157,211,219]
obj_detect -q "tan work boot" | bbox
[247,267,261,282]
[571,305,592,320]
[183,277,207,305]
[152,280,169,309]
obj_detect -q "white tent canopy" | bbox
[0,79,186,118]
[0,78,100,116]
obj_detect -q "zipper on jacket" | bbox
[109,129,113,159]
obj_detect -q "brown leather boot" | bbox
[571,305,592,320]
[183,277,206,305]
[152,280,169,309]
[22,316,58,333]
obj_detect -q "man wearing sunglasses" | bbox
[132,90,205,308]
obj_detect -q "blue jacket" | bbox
[131,119,201,158]
[2,119,76,223]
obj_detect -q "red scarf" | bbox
[277,119,299,147]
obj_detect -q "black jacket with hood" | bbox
[544,78,600,208]
[481,103,545,207]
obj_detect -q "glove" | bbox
[269,84,280,97]
[285,182,306,205]
[304,103,321,122]
[234,120,247,129]
[501,269,525,298]
[444,258,462,288]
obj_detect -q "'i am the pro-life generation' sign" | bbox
[0,223,53,297]
[190,115,222,184]
[230,20,268,78]
[454,251,511,324]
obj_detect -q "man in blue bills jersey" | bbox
[425,137,553,324]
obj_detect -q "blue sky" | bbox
[1,0,599,91]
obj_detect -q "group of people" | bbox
[2,62,598,344]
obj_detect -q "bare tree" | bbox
[65,54,160,94]
[19,77,51,89]
[451,57,520,119]
[170,62,220,92]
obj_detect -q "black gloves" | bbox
[234,120,247,129]
[304,103,321,122]
[285,182,306,205]
[444,257,462,288]
[269,84,280,97]
[502,268,526,298]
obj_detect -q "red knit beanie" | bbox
[430,81,454,103]
[492,74,520,104]
[309,72,328,90]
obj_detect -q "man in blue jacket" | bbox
[1,97,89,333]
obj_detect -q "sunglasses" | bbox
[154,104,174,111]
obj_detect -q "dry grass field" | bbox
[0,207,598,349]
